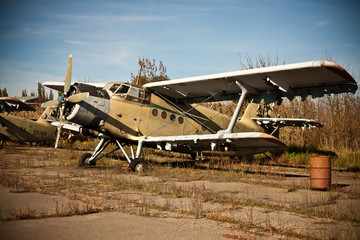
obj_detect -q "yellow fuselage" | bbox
[101,93,264,141]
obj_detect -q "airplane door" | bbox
[138,105,150,135]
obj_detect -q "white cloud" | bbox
[54,13,176,24]
[314,20,329,28]
[64,40,86,45]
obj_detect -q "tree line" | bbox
[0,88,8,97]
[0,83,55,101]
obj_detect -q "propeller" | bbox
[42,54,89,148]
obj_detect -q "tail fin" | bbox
[38,107,54,122]
[243,102,277,118]
[236,102,263,132]
[242,102,259,118]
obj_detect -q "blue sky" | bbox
[1,0,359,96]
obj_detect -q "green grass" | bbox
[255,145,360,171]
[332,151,360,171]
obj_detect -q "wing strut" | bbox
[218,81,249,134]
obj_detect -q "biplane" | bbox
[43,55,358,171]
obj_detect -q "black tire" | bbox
[130,158,146,172]
[79,153,96,166]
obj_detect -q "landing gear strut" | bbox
[79,137,146,172]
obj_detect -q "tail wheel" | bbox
[79,153,96,166]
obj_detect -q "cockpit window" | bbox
[109,84,121,93]
[128,86,139,97]
[112,83,150,104]
[114,85,129,94]
[126,86,142,102]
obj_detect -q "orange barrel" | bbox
[310,156,331,190]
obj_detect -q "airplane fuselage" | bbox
[64,82,264,143]
[0,113,56,143]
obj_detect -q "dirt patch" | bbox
[1,146,360,239]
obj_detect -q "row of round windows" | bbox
[152,108,184,124]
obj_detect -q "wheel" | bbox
[79,153,96,166]
[134,162,146,172]
[130,158,146,172]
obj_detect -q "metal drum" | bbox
[310,156,331,190]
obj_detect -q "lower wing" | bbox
[140,132,286,156]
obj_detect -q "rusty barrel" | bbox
[310,156,331,190]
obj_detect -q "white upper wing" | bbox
[144,61,358,104]
[43,82,106,92]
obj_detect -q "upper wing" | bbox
[0,97,36,112]
[43,81,106,92]
[144,61,358,104]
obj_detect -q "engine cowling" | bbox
[63,83,110,128]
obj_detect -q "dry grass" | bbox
[1,146,360,239]
[276,93,360,152]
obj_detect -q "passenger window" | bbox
[170,114,176,122]
[161,111,167,119]
[152,109,158,116]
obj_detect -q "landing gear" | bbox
[79,153,96,166]
[78,137,146,172]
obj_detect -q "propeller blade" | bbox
[64,54,72,93]
[54,107,64,149]
[67,92,89,103]
[41,100,59,108]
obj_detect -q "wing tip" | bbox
[318,61,357,85]
[259,133,287,147]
